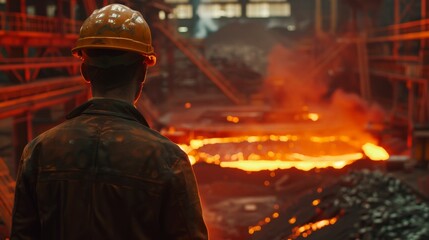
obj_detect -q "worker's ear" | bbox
[140,63,148,84]
[80,63,90,83]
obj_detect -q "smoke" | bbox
[264,44,327,108]
[326,89,385,135]
[264,44,385,142]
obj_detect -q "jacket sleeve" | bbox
[161,155,208,240]
[11,142,41,240]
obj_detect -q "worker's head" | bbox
[72,4,156,103]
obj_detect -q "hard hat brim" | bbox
[72,36,155,58]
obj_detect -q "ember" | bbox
[288,216,339,239]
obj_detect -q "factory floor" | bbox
[193,160,429,240]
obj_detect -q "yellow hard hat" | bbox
[72,4,156,66]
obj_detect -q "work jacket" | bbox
[11,98,208,240]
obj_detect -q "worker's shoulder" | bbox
[132,127,188,166]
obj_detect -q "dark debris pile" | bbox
[257,169,429,240]
[338,170,429,240]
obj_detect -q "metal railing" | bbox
[369,19,429,42]
[0,12,82,35]
[0,158,16,232]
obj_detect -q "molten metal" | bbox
[180,134,389,171]
[362,143,389,161]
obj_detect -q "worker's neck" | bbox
[91,90,136,105]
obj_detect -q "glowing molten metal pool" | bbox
[179,135,389,171]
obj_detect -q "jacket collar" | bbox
[66,98,150,127]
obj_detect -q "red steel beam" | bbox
[0,61,80,71]
[0,85,87,119]
[368,31,429,42]
[0,76,83,101]
[0,33,77,47]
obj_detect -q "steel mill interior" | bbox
[1,0,429,239]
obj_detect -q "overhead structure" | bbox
[154,23,247,105]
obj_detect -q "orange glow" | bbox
[184,102,192,109]
[362,143,389,160]
[289,216,339,239]
[312,199,320,206]
[249,211,279,235]
[248,225,262,235]
[188,155,197,165]
[179,134,389,171]
[307,113,319,121]
[317,187,323,193]
[226,115,240,123]
[218,156,361,172]
[289,217,297,224]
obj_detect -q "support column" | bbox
[420,0,429,123]
[20,0,25,13]
[241,0,246,18]
[315,0,322,37]
[35,0,48,16]
[393,0,400,56]
[167,42,175,97]
[407,81,415,148]
[357,36,371,101]
[420,0,429,63]
[330,0,337,35]
[13,112,33,176]
[57,0,64,34]
[421,0,427,52]
[70,0,76,19]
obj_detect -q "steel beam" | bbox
[13,112,31,175]
[154,23,247,104]
[0,85,87,119]
[0,61,80,71]
[0,76,83,102]
[368,30,429,42]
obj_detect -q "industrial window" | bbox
[201,0,239,2]
[198,4,241,18]
[249,0,288,2]
[27,6,36,15]
[46,5,56,17]
[173,4,193,19]
[165,0,189,3]
[246,3,290,18]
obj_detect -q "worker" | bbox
[11,4,208,240]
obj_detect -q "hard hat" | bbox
[72,4,156,66]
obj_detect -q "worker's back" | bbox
[12,98,207,240]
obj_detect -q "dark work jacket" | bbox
[11,98,208,240]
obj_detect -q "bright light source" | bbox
[47,5,56,17]
[173,4,193,19]
[178,26,189,33]
[159,11,166,20]
[287,25,296,31]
